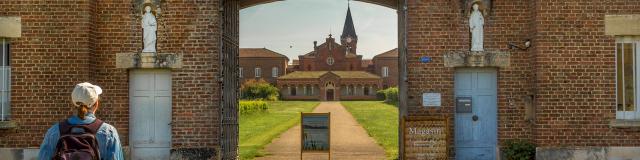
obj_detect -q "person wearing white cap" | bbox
[38,82,124,160]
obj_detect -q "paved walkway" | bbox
[255,102,386,160]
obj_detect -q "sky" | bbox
[240,0,398,60]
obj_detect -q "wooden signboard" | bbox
[300,113,330,159]
[402,116,449,160]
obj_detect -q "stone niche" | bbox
[443,50,510,68]
[116,52,183,69]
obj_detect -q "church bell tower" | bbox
[340,5,358,54]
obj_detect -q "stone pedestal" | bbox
[443,50,510,68]
[116,52,183,69]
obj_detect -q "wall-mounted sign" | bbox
[420,56,432,63]
[301,113,331,159]
[402,116,449,160]
[422,92,441,107]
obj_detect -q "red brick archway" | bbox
[239,0,398,9]
[219,0,408,159]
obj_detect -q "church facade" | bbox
[240,6,399,101]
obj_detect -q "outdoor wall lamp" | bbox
[508,39,531,50]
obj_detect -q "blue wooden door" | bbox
[455,68,497,160]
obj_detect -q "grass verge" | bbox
[239,101,320,160]
[341,101,399,160]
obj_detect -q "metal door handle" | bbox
[472,115,478,121]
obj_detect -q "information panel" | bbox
[301,113,331,153]
[403,116,449,160]
[422,92,442,107]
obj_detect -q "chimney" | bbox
[313,41,318,55]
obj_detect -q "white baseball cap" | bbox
[71,82,103,107]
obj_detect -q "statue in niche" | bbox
[142,3,157,53]
[469,0,485,52]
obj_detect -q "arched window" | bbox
[364,85,370,95]
[290,86,297,96]
[348,85,355,95]
[272,67,278,77]
[305,85,312,95]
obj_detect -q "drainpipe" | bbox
[397,0,408,159]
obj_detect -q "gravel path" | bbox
[255,102,386,160]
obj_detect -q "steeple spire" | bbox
[340,3,358,53]
[340,4,357,42]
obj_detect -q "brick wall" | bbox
[406,0,535,154]
[406,0,640,153]
[239,57,287,84]
[532,0,640,147]
[3,0,640,158]
[373,57,398,87]
[0,0,221,153]
[299,37,365,71]
[0,0,96,148]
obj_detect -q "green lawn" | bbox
[239,101,319,160]
[341,101,399,160]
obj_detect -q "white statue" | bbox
[469,2,484,52]
[142,5,157,53]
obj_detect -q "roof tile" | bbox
[278,71,380,79]
[240,48,289,59]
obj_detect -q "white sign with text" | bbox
[422,93,441,107]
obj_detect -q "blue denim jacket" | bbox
[38,113,124,160]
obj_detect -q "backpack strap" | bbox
[58,120,72,135]
[85,119,104,134]
[59,119,104,135]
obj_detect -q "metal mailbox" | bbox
[456,97,472,113]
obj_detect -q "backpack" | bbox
[53,119,103,160]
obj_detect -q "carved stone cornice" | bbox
[116,52,183,69]
[443,50,510,68]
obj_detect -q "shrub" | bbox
[241,79,279,101]
[378,87,399,104]
[503,139,536,160]
[239,100,268,115]
[375,90,386,100]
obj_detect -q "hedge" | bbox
[377,87,399,105]
[239,100,269,115]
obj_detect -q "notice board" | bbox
[402,116,449,160]
[301,112,331,158]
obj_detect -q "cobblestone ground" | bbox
[255,102,386,160]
